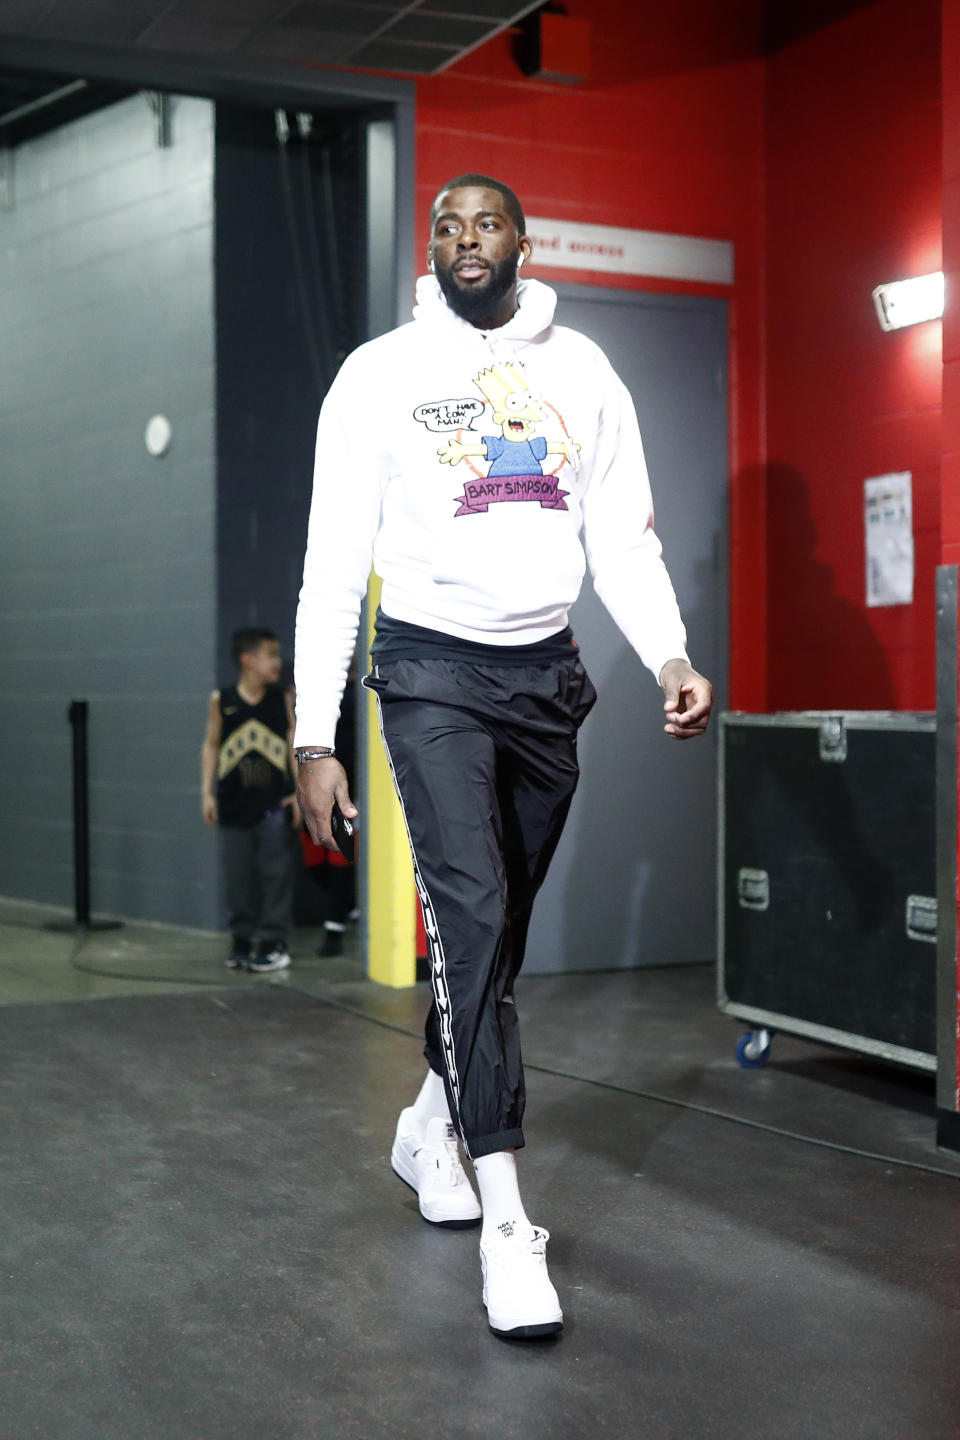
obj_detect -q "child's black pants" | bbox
[364,655,596,1160]
[220,810,293,948]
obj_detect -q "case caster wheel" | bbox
[736,1029,772,1068]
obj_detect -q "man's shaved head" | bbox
[431,174,526,236]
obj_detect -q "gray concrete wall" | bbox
[0,94,219,927]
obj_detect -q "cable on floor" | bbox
[23,920,960,1183]
[278,980,960,1184]
[0,913,257,988]
[68,954,254,987]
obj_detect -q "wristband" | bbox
[295,747,336,764]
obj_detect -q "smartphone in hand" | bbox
[330,801,356,864]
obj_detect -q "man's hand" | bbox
[660,659,713,740]
[296,757,358,849]
[202,793,218,826]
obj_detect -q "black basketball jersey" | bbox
[216,684,291,828]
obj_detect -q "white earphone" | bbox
[428,252,524,272]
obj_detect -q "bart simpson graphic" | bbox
[437,362,580,475]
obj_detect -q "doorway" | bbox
[524,284,729,973]
[0,53,413,934]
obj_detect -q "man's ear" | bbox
[518,236,533,269]
[427,249,435,273]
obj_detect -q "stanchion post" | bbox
[45,698,122,935]
[69,700,91,927]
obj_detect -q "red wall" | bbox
[943,0,960,569]
[413,3,768,708]
[764,0,943,710]
[407,0,944,714]
[942,0,960,1107]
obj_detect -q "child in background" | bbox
[201,628,299,972]
[299,656,357,957]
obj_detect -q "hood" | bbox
[412,273,558,344]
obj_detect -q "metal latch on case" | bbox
[737,868,770,912]
[819,716,847,763]
[905,894,937,943]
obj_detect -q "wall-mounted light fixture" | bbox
[872,271,944,331]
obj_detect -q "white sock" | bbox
[474,1151,532,1244]
[406,1067,451,1131]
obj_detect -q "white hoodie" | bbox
[293,275,688,746]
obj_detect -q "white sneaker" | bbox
[247,947,291,973]
[391,1110,482,1229]
[480,1223,563,1338]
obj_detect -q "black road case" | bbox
[718,712,937,1072]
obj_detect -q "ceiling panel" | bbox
[0,0,545,76]
[420,0,533,15]
[237,26,357,63]
[356,39,461,70]
[385,13,492,46]
[0,0,886,137]
[158,0,296,22]
[277,1,401,35]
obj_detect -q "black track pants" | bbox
[363,655,597,1159]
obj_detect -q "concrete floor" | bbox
[1,898,959,1440]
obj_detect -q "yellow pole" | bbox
[362,576,417,987]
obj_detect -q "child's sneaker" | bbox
[318,922,344,957]
[247,946,291,972]
[480,1223,563,1338]
[225,939,252,970]
[391,1110,482,1228]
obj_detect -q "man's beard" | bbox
[434,252,519,324]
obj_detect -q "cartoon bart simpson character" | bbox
[437,362,580,475]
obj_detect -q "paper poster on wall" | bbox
[864,472,914,607]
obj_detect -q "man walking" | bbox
[294,174,712,1338]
